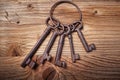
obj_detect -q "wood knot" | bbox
[27,4,34,9]
[93,10,98,15]
[5,11,20,24]
[7,43,23,56]
[42,67,57,80]
[16,21,20,24]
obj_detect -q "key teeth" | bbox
[75,54,80,60]
[40,55,52,64]
[61,61,67,68]
[30,62,36,69]
[55,61,67,68]
[28,61,38,69]
[72,54,80,63]
[88,44,96,52]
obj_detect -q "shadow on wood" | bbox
[0,53,120,80]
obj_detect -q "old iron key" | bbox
[21,17,57,69]
[74,21,96,52]
[68,25,80,63]
[55,25,70,68]
[38,21,65,64]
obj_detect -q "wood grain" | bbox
[0,0,120,80]
[0,54,120,80]
[0,0,120,56]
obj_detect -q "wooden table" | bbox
[0,0,120,80]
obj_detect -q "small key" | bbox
[68,25,80,62]
[21,17,57,68]
[55,25,70,68]
[74,21,96,52]
[39,23,64,64]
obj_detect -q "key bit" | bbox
[55,61,67,68]
[40,54,52,64]
[28,60,38,69]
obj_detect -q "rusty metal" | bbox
[68,24,80,63]
[55,25,70,68]
[39,21,65,64]
[21,0,96,69]
[21,17,59,68]
[49,0,96,67]
[49,0,82,25]
[73,21,96,52]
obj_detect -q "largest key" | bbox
[21,17,58,68]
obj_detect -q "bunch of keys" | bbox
[21,0,96,69]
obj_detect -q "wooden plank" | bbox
[0,53,120,80]
[0,0,120,80]
[0,57,33,80]
[0,0,120,56]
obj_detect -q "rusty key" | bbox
[68,25,80,63]
[21,17,58,69]
[74,21,96,52]
[38,22,65,64]
[55,25,70,68]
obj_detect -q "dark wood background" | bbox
[0,0,120,80]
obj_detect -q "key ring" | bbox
[46,17,59,29]
[72,20,83,30]
[63,25,71,35]
[46,17,65,35]
[49,0,82,25]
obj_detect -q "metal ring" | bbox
[49,0,82,25]
[46,17,65,35]
[56,23,65,35]
[46,17,59,29]
[73,20,83,30]
[69,24,76,32]
[63,25,71,35]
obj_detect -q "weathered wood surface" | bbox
[0,0,120,80]
[0,0,120,56]
[0,54,120,80]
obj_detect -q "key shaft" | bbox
[75,22,96,52]
[39,31,58,64]
[68,33,80,63]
